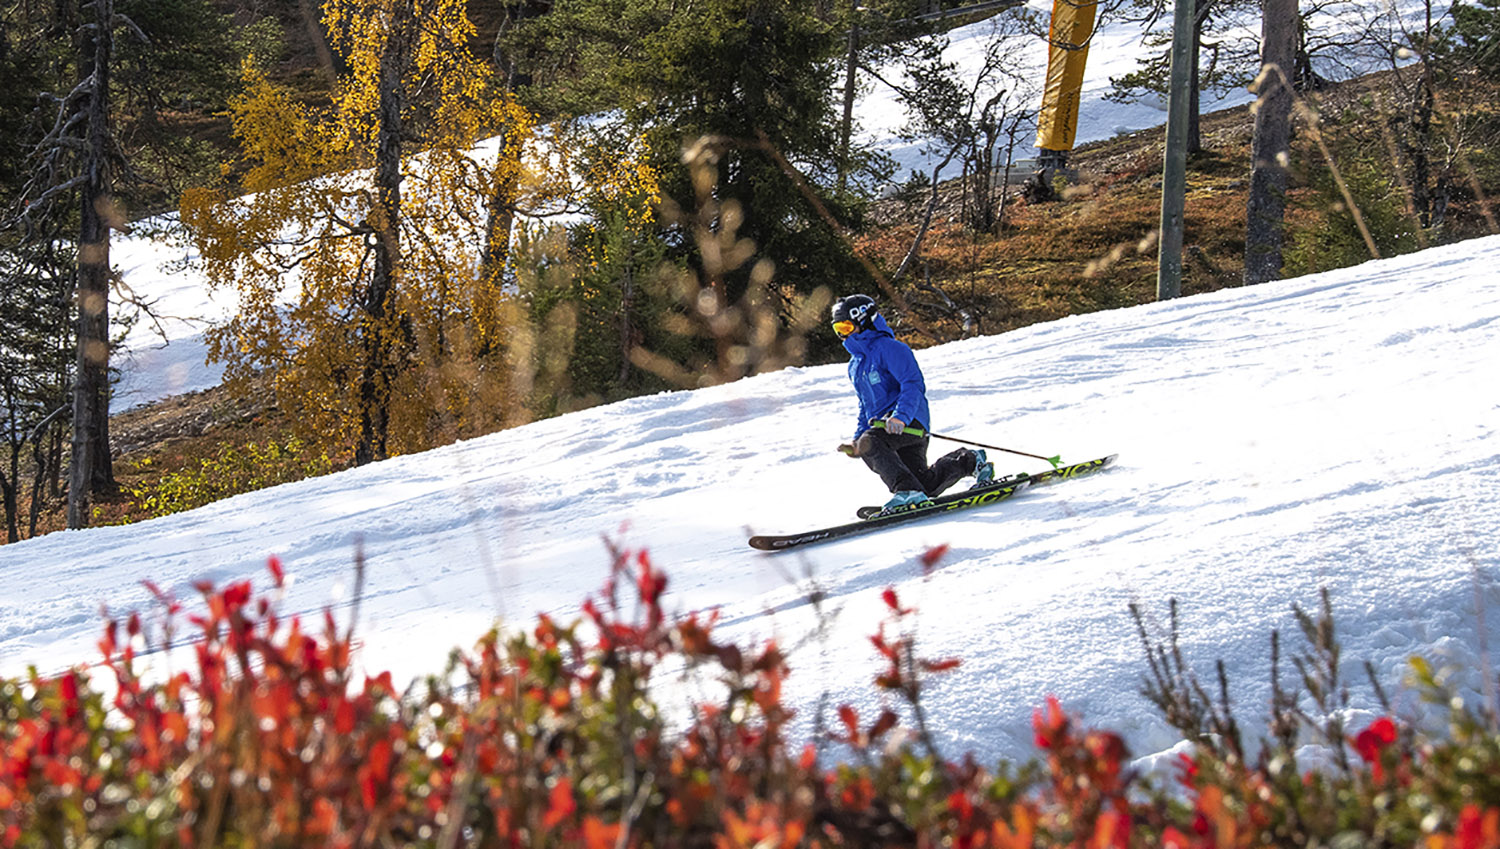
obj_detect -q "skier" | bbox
[831,293,994,514]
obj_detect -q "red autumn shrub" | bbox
[2,545,1499,848]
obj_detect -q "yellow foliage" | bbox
[584,135,662,211]
[180,0,564,461]
[227,61,342,189]
[578,134,663,273]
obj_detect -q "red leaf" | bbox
[881,586,915,615]
[99,620,118,659]
[368,737,392,783]
[222,581,251,610]
[360,772,378,809]
[1032,696,1067,749]
[881,586,901,611]
[141,580,168,602]
[141,580,182,614]
[868,709,899,741]
[1175,753,1199,789]
[921,544,950,574]
[1091,810,1131,849]
[267,555,285,588]
[59,672,80,721]
[948,789,974,821]
[583,816,621,849]
[335,699,355,735]
[1353,716,1398,763]
[543,777,576,830]
[582,599,601,625]
[838,704,859,738]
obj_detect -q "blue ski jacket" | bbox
[842,314,931,442]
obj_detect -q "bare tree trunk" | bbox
[19,406,66,540]
[491,0,547,90]
[67,0,117,527]
[967,91,1010,233]
[49,421,64,498]
[968,123,997,233]
[994,108,1032,231]
[29,427,54,539]
[479,121,524,312]
[618,261,635,386]
[837,0,859,192]
[1188,13,1203,155]
[1244,0,1296,284]
[1404,87,1435,228]
[28,456,47,539]
[355,0,411,467]
[2,445,17,545]
[1397,4,1439,230]
[1,375,18,541]
[891,137,968,286]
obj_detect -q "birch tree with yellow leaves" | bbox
[181,0,547,465]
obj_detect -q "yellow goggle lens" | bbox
[832,320,857,337]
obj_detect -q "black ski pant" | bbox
[854,427,978,497]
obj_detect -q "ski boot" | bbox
[877,490,934,517]
[969,450,995,489]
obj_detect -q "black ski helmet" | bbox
[831,294,878,336]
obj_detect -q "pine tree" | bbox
[555,128,670,403]
[1452,0,1500,77]
[629,0,869,299]
[511,0,876,367]
[1105,0,1261,155]
[5,0,256,528]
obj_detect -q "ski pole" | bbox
[870,420,1062,469]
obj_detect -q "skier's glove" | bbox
[883,416,907,436]
[837,442,862,458]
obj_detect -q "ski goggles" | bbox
[832,320,857,337]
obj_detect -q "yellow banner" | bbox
[1035,0,1099,152]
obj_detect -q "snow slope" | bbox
[6,235,1499,771]
[11,0,1491,772]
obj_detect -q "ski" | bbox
[854,453,1118,519]
[745,454,1118,552]
[748,478,1032,552]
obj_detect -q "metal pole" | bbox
[1157,0,1195,300]
[868,420,1061,467]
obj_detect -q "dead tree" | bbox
[16,0,147,526]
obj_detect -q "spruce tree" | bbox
[513,0,876,366]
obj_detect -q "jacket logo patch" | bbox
[868,373,881,384]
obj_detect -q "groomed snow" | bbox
[5,235,1498,771]
[6,0,1491,773]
